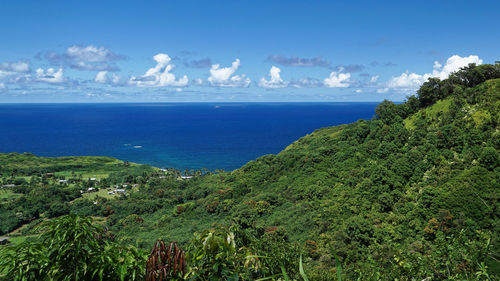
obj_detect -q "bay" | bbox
[0,102,378,171]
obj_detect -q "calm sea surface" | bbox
[0,103,378,171]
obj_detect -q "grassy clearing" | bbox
[82,188,120,200]
[404,98,452,129]
[0,189,22,201]
[6,235,39,245]
[0,153,139,177]
[54,170,111,179]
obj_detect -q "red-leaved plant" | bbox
[146,240,187,281]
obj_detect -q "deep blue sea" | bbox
[0,103,378,171]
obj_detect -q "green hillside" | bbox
[1,63,499,280]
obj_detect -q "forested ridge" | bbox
[1,63,499,280]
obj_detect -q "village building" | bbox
[0,237,10,245]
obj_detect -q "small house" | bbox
[114,189,126,194]
[0,237,10,245]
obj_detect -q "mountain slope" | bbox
[107,66,499,279]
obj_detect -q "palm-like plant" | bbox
[186,228,261,280]
[146,240,186,281]
[0,215,145,281]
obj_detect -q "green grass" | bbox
[0,190,22,201]
[404,98,452,129]
[0,153,140,176]
[283,124,347,152]
[82,188,121,200]
[54,170,111,179]
[6,235,39,245]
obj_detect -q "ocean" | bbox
[0,103,378,171]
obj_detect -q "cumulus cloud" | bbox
[129,53,188,87]
[66,45,121,62]
[192,78,204,86]
[35,68,64,83]
[0,61,31,78]
[208,59,250,87]
[267,55,331,68]
[432,55,482,79]
[95,71,108,83]
[44,45,124,71]
[258,66,288,88]
[323,72,351,88]
[95,71,122,85]
[387,55,482,91]
[387,72,429,89]
[0,61,30,73]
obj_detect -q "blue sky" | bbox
[0,0,498,102]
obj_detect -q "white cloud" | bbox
[377,88,389,93]
[95,71,122,85]
[258,66,288,88]
[323,72,351,88]
[193,78,204,86]
[129,53,188,87]
[370,75,379,83]
[387,54,482,91]
[95,71,108,83]
[431,55,482,80]
[35,68,64,83]
[110,74,121,84]
[0,61,30,78]
[387,72,430,89]
[290,78,322,88]
[355,89,362,93]
[1,61,30,72]
[208,59,251,87]
[66,45,120,62]
[44,45,123,71]
[0,82,5,89]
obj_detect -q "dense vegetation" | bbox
[1,63,499,280]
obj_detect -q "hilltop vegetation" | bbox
[0,154,156,234]
[1,63,499,280]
